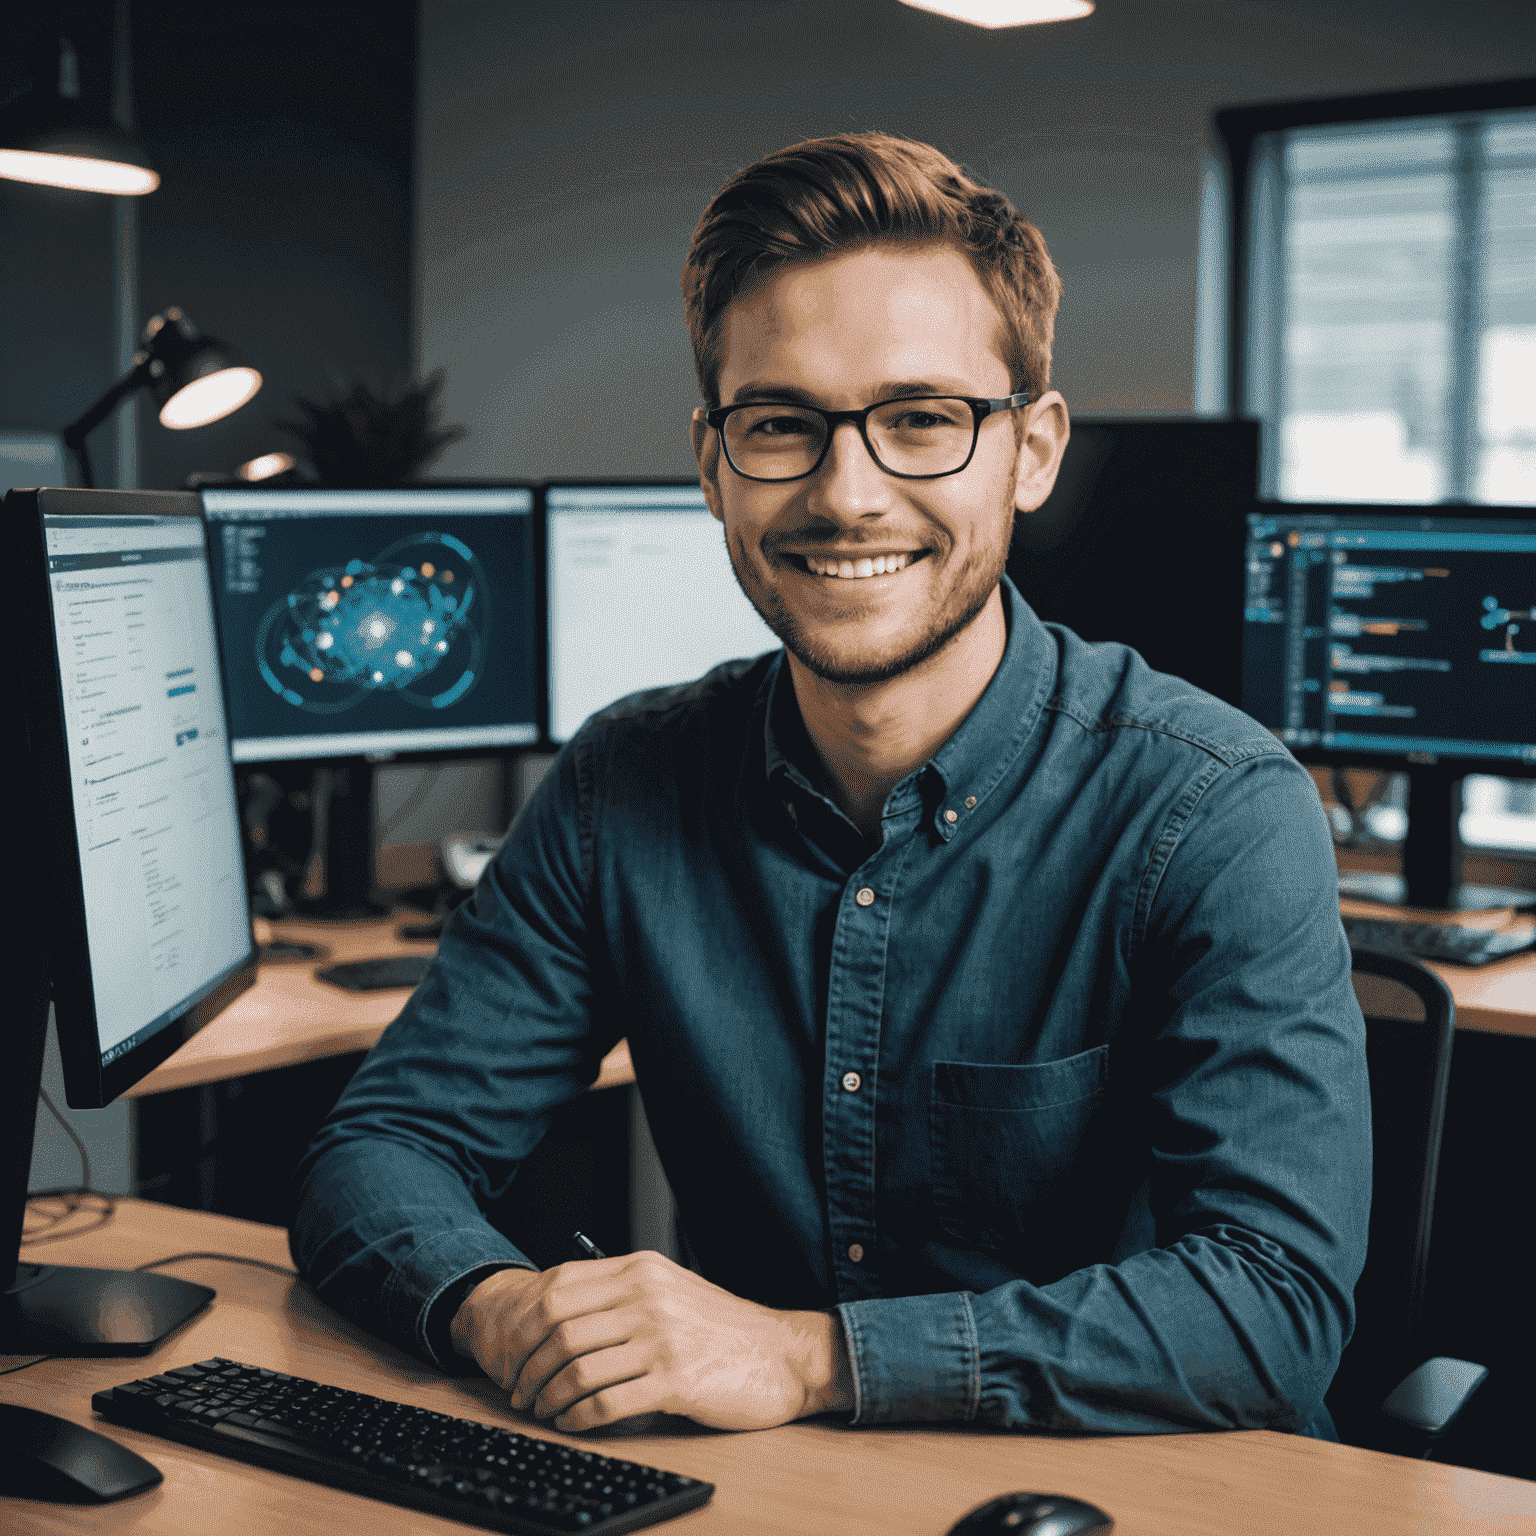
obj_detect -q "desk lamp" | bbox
[62,308,263,488]
[0,35,159,195]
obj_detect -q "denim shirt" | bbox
[292,578,1370,1438]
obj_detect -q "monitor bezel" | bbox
[16,486,258,1109]
[199,480,546,766]
[1244,499,1536,783]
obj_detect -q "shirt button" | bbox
[847,1243,864,1264]
[964,796,978,809]
[855,887,875,906]
[944,809,958,823]
[841,1071,862,1092]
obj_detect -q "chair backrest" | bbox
[1325,947,1456,1442]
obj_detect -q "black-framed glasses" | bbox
[704,393,1032,483]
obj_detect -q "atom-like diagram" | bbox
[256,531,486,714]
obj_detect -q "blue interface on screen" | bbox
[202,488,539,762]
[1243,510,1536,765]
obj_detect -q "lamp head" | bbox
[0,36,160,195]
[140,310,263,430]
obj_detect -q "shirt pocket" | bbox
[929,1046,1110,1252]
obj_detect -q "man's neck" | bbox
[787,586,1007,843]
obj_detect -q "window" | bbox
[1236,105,1535,505]
[1217,79,1536,872]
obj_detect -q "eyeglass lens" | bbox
[722,398,977,480]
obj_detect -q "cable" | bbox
[38,1085,93,1192]
[0,1355,53,1377]
[20,1189,117,1245]
[134,1251,296,1278]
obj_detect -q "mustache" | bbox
[760,528,930,556]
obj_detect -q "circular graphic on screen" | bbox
[255,531,488,714]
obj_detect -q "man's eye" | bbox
[746,413,815,438]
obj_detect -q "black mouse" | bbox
[946,1490,1113,1536]
[0,1403,162,1503]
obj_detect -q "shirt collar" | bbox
[761,576,1058,829]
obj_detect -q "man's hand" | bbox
[450,1250,854,1433]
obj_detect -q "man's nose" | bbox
[807,421,893,523]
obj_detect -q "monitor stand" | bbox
[290,761,390,921]
[1,956,213,1356]
[1337,766,1536,914]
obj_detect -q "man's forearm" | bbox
[290,1134,529,1364]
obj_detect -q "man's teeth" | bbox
[804,552,914,578]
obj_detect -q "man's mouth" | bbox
[791,550,926,580]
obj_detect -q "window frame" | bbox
[1214,73,1536,494]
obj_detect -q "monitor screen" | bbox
[1242,508,1536,768]
[546,483,780,744]
[39,502,253,1094]
[201,487,539,761]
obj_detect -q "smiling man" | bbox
[294,133,1370,1442]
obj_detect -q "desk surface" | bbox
[3,1200,1533,1535]
[129,915,634,1098]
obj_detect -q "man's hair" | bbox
[681,131,1061,408]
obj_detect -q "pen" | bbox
[572,1230,608,1260]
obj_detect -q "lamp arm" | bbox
[62,355,153,489]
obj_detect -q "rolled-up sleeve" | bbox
[290,740,615,1365]
[836,748,1371,1434]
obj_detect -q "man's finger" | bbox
[494,1261,638,1386]
[533,1338,651,1419]
[510,1308,638,1409]
[551,1369,667,1434]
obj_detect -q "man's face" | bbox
[693,241,1064,686]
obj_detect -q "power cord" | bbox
[22,1087,119,1244]
[135,1253,296,1278]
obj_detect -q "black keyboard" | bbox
[1343,914,1535,966]
[315,954,433,991]
[92,1359,712,1534]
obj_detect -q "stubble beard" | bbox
[723,474,1018,688]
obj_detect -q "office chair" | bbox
[1324,946,1488,1458]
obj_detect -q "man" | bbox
[293,132,1369,1440]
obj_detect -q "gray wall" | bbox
[415,0,1535,478]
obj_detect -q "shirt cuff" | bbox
[837,1291,981,1424]
[422,1261,533,1373]
[375,1225,534,1369]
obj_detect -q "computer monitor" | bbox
[545,482,780,745]
[1006,418,1261,706]
[1241,503,1536,910]
[201,487,539,761]
[200,486,539,915]
[6,486,258,1354]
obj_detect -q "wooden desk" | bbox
[3,1201,1532,1534]
[127,915,635,1098]
[1340,898,1536,1041]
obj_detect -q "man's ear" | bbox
[1013,391,1070,515]
[691,407,725,524]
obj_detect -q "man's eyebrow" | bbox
[725,380,977,406]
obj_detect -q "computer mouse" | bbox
[946,1490,1113,1536]
[0,1403,162,1503]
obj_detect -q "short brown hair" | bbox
[681,131,1062,408]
